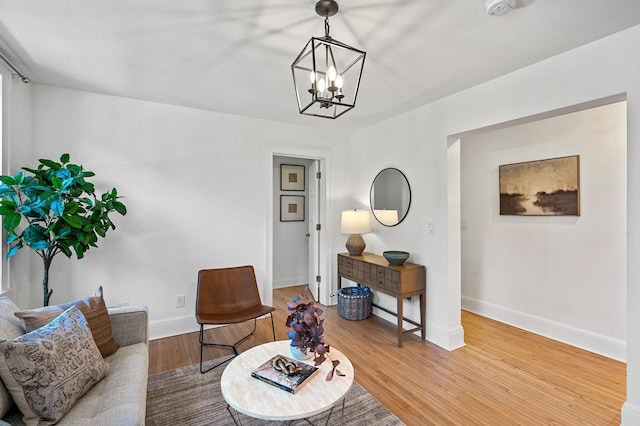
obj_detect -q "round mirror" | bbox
[370,168,411,227]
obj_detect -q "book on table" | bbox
[251,354,319,394]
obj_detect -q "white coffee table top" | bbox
[220,340,354,421]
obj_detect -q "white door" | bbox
[307,160,321,301]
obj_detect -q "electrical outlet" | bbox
[175,294,185,308]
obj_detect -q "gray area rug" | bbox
[146,356,404,425]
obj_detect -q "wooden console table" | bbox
[337,252,426,347]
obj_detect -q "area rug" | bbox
[146,357,404,425]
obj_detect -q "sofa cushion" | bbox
[52,343,149,425]
[0,297,25,418]
[15,286,118,357]
[0,306,108,426]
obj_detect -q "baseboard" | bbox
[462,296,626,362]
[273,277,307,289]
[149,314,201,340]
[149,314,274,340]
[370,305,466,351]
[622,401,640,425]
[425,321,466,351]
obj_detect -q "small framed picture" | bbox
[280,195,305,222]
[281,164,305,191]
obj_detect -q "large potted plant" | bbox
[0,153,126,306]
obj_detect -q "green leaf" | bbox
[60,153,70,163]
[2,213,20,232]
[83,171,95,177]
[0,176,16,185]
[73,243,85,259]
[59,244,73,258]
[39,159,61,170]
[0,202,17,215]
[51,175,62,189]
[113,201,127,215]
[64,201,78,215]
[62,215,83,228]
[14,172,25,184]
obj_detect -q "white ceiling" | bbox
[1,0,639,129]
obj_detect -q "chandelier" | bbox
[291,0,366,119]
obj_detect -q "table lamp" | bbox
[340,209,371,256]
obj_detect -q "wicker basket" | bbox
[338,286,372,320]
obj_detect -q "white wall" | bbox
[10,84,350,340]
[350,25,640,422]
[273,156,313,289]
[461,102,627,361]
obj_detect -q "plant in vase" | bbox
[286,295,344,381]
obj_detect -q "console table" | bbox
[337,252,426,347]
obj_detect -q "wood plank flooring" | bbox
[148,285,626,425]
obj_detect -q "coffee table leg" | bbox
[226,404,243,426]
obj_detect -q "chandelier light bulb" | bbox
[309,71,316,83]
[327,66,337,81]
[335,74,343,88]
[317,78,326,94]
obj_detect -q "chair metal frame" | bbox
[198,313,276,373]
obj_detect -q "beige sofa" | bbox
[0,297,149,425]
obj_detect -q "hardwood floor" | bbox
[149,286,626,425]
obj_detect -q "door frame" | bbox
[265,144,332,306]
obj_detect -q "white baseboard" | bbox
[371,305,466,351]
[622,402,640,425]
[149,314,274,341]
[462,296,626,362]
[273,276,307,289]
[149,314,201,340]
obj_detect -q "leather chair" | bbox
[196,265,276,373]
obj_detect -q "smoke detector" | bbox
[485,0,516,16]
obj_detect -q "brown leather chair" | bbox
[196,265,276,373]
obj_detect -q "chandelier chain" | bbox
[324,17,331,38]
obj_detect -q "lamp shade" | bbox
[340,210,371,234]
[373,209,399,226]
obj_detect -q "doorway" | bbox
[266,145,331,308]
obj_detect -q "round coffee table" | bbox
[220,340,354,424]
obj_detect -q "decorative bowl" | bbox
[383,251,410,266]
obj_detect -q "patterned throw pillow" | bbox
[0,306,108,425]
[14,286,119,357]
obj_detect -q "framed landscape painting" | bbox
[499,155,580,216]
[280,195,305,222]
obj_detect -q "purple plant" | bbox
[286,296,329,365]
[285,295,346,381]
